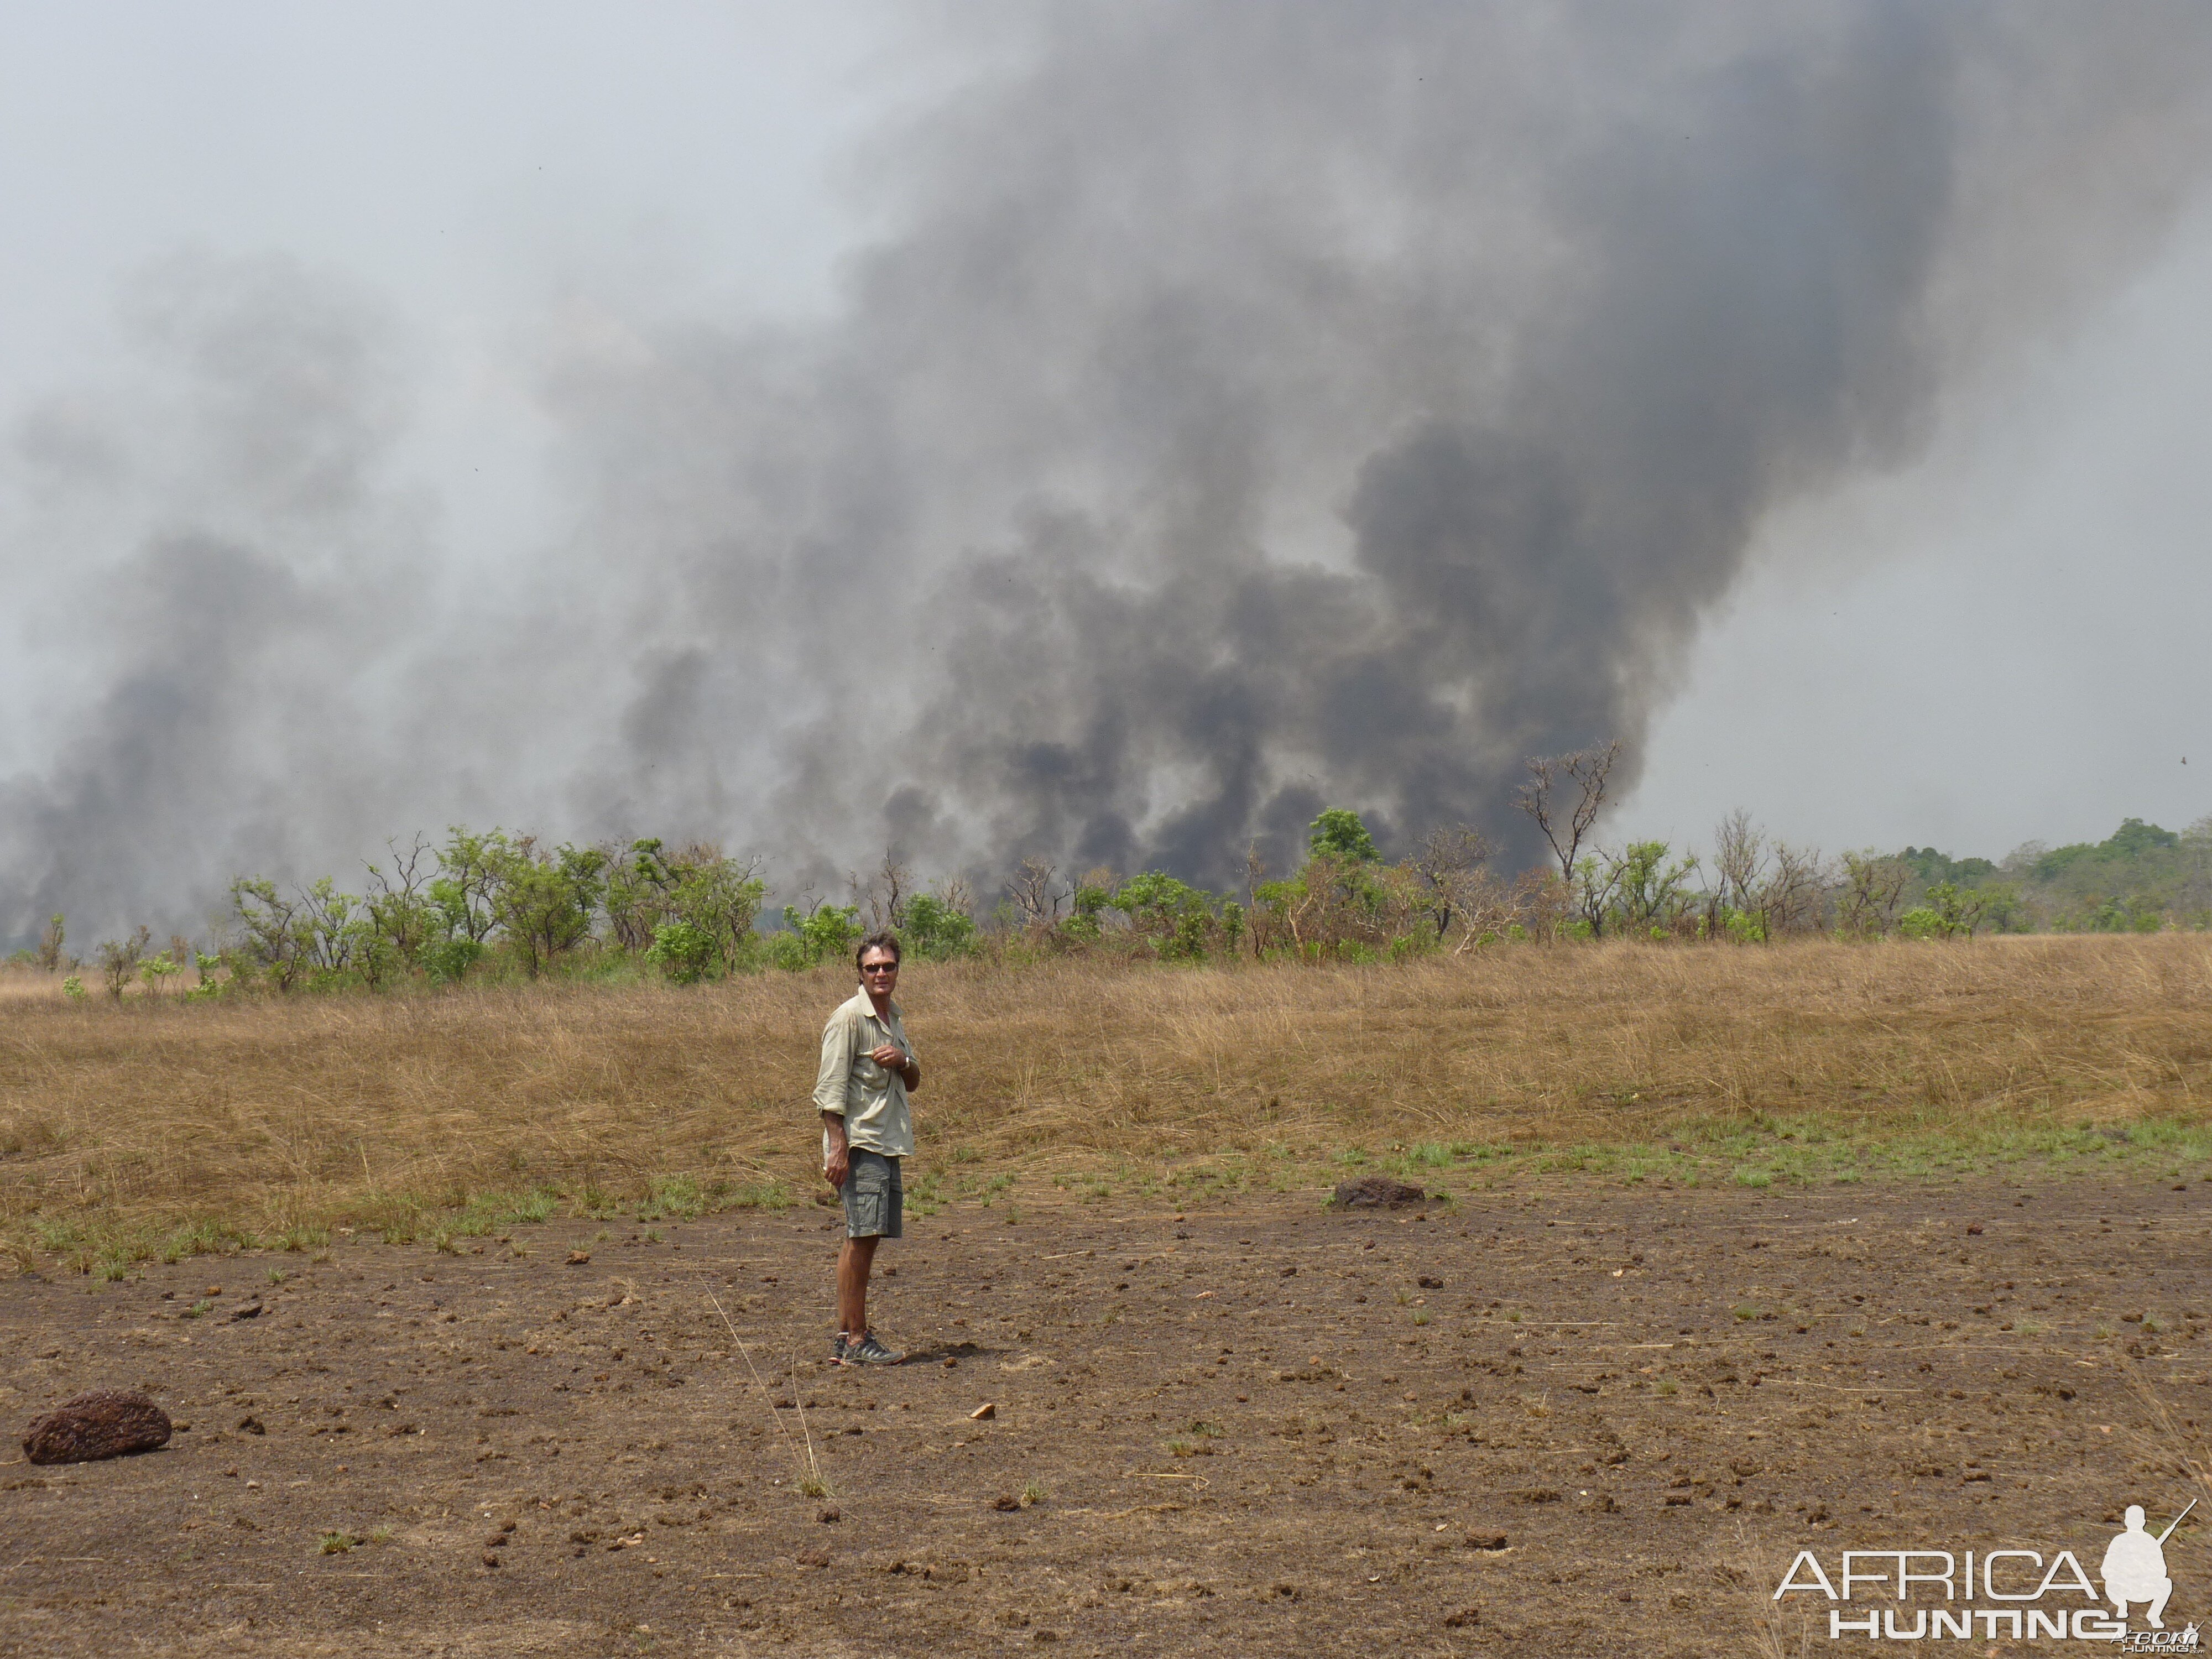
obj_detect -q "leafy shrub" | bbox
[421,937,482,985]
[96,927,152,1000]
[487,837,608,977]
[774,902,861,970]
[645,920,716,984]
[903,892,977,961]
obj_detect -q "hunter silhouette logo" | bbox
[2105,1501,2190,1630]
[1771,1496,2198,1645]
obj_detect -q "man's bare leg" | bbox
[838,1235,880,1338]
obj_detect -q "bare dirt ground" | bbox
[3,1174,2206,1658]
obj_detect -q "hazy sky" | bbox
[3,4,2209,940]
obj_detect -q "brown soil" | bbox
[3,1176,2205,1657]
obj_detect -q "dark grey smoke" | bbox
[6,3,2212,941]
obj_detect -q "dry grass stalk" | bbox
[1727,1522,1815,1659]
[1,935,2208,1266]
[707,1290,826,1496]
[2122,1364,2212,1520]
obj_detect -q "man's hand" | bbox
[869,1042,920,1088]
[822,1113,850,1190]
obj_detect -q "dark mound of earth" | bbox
[1328,1175,1428,1208]
[22,1388,173,1465]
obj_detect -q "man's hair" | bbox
[856,931,902,971]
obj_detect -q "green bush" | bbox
[903,893,977,961]
[645,920,716,984]
[421,937,482,984]
[773,902,861,970]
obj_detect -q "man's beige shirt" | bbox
[813,987,915,1161]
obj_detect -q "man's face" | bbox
[860,950,899,993]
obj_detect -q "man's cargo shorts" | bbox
[841,1150,904,1240]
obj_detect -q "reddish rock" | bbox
[22,1389,172,1465]
[1329,1176,1428,1209]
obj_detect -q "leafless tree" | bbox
[1006,856,1066,930]
[1761,843,1828,936]
[852,850,913,931]
[1516,740,1621,886]
[34,913,64,973]
[1509,867,1578,943]
[1835,851,1910,939]
[1705,809,1766,935]
[1411,824,1491,940]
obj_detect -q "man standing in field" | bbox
[816,932,919,1366]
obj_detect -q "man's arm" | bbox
[815,1011,855,1186]
[821,1109,851,1190]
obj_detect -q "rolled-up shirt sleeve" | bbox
[813,1009,853,1118]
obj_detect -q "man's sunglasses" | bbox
[861,962,899,974]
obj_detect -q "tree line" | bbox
[11,743,2210,998]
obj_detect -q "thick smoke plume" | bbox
[6,3,2212,942]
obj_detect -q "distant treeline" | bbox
[12,747,2210,998]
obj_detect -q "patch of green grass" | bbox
[709,1178,794,1213]
[318,1532,355,1556]
[159,1218,252,1263]
[1020,1481,1047,1507]
[637,1176,704,1222]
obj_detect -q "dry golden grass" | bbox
[3,933,2210,1271]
